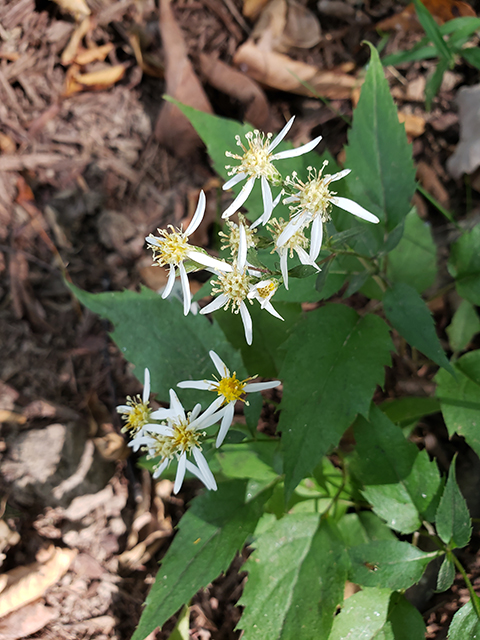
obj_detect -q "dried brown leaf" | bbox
[51,0,90,19]
[61,17,91,65]
[74,65,126,87]
[74,43,114,66]
[377,0,475,31]
[0,411,26,425]
[233,40,357,99]
[0,601,56,640]
[243,0,270,19]
[398,112,426,139]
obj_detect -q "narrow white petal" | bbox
[169,389,185,420]
[297,246,321,271]
[245,380,281,392]
[268,116,295,152]
[200,294,229,315]
[192,405,226,430]
[263,301,284,321]
[178,262,191,316]
[273,135,322,160]
[190,403,202,421]
[240,302,253,345]
[128,435,151,451]
[197,396,225,422]
[215,402,235,448]
[186,190,206,236]
[150,407,173,420]
[261,175,273,222]
[237,224,247,269]
[143,423,173,437]
[152,458,169,479]
[276,213,309,247]
[331,196,380,223]
[116,405,131,414]
[188,250,233,272]
[280,250,289,290]
[223,172,247,190]
[185,460,209,488]
[310,216,323,262]
[142,368,151,403]
[174,454,187,494]
[192,448,216,490]
[162,265,176,299]
[327,168,351,183]
[209,350,229,378]
[146,236,161,248]
[222,177,255,219]
[177,380,215,391]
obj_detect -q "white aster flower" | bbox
[222,117,322,226]
[277,162,380,253]
[219,214,257,257]
[117,368,153,442]
[268,218,320,290]
[146,190,232,315]
[247,279,284,320]
[200,224,283,345]
[178,350,281,447]
[130,389,225,494]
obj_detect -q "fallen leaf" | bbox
[61,17,90,65]
[398,112,426,139]
[417,160,450,206]
[199,53,272,130]
[73,65,126,87]
[0,601,56,640]
[0,411,26,425]
[251,0,321,53]
[243,0,270,19]
[74,43,114,66]
[51,0,90,19]
[377,0,475,31]
[154,0,213,156]
[0,133,16,154]
[0,548,76,617]
[94,433,130,461]
[447,83,480,178]
[233,40,357,98]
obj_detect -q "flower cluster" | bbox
[118,355,280,493]
[145,116,380,343]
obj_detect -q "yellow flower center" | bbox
[225,131,281,184]
[285,162,335,222]
[148,226,189,267]
[217,373,247,404]
[268,218,309,257]
[219,215,257,257]
[121,396,151,436]
[212,266,252,312]
[147,419,205,473]
[256,282,276,300]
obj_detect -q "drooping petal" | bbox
[331,196,380,223]
[198,395,225,421]
[273,135,322,160]
[191,405,227,431]
[177,379,216,391]
[142,368,151,403]
[280,249,289,290]
[209,350,229,378]
[192,448,217,490]
[169,388,186,421]
[276,212,310,247]
[297,246,321,271]
[263,301,284,321]
[215,402,235,448]
[200,293,229,315]
[223,172,247,191]
[178,262,191,316]
[261,175,273,224]
[310,215,323,263]
[185,190,206,236]
[244,380,281,392]
[268,116,295,152]
[185,459,212,489]
[237,223,248,270]
[162,264,176,299]
[173,453,187,494]
[239,301,253,345]
[152,458,169,479]
[188,250,233,272]
[327,168,351,183]
[222,176,255,219]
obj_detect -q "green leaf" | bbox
[348,540,435,590]
[329,589,425,640]
[461,46,480,69]
[435,456,472,548]
[436,350,480,458]
[382,44,438,66]
[132,481,271,640]
[383,282,454,375]
[386,208,437,293]
[344,44,416,239]
[238,515,349,640]
[449,226,480,305]
[379,396,440,427]
[166,605,190,640]
[215,440,281,482]
[337,512,396,548]
[446,300,480,352]
[279,305,393,497]
[425,58,450,111]
[448,599,480,638]
[353,405,442,533]
[437,555,455,592]
[413,0,454,64]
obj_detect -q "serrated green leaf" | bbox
[132,481,271,640]
[279,305,392,497]
[446,300,480,352]
[337,512,396,548]
[379,396,440,426]
[328,588,392,640]
[449,226,480,306]
[348,540,435,590]
[383,282,454,374]
[448,599,480,638]
[437,555,455,592]
[436,350,480,458]
[435,457,472,548]
[215,440,281,482]
[344,44,416,243]
[238,515,349,640]
[69,284,244,406]
[353,405,442,533]
[386,209,437,293]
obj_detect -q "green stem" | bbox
[451,552,480,619]
[416,183,462,230]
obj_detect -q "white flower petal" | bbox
[198,395,225,421]
[146,236,161,248]
[178,262,191,316]
[191,403,202,421]
[142,368,151,403]
[116,405,131,414]
[327,168,351,183]
[200,294,229,315]
[162,264,176,299]
[209,350,229,378]
[192,448,216,490]
[143,423,173,437]
[240,301,253,345]
[263,301,284,321]
[222,177,255,219]
[216,402,235,448]
[150,408,173,421]
[331,196,380,223]
[276,213,310,247]
[186,190,206,236]
[273,135,322,160]
[174,453,187,494]
[310,216,323,263]
[177,380,215,391]
[261,176,273,224]
[237,224,247,269]
[223,172,247,190]
[245,380,281,392]
[185,459,208,488]
[188,250,233,272]
[152,458,169,479]
[169,389,185,421]
[268,116,295,152]
[279,249,289,290]
[191,405,226,430]
[297,246,321,271]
